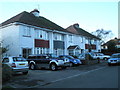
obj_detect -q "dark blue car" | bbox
[59,55,82,67]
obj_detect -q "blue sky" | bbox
[0,0,118,41]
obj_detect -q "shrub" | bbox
[2,64,12,83]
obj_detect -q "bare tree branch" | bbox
[91,29,112,44]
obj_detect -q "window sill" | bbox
[35,38,49,40]
[23,35,31,37]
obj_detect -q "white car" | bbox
[2,56,29,75]
[78,52,98,60]
[95,53,110,60]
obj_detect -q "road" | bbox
[2,61,119,88]
[42,66,118,88]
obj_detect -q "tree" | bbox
[107,40,117,52]
[0,47,8,55]
[0,41,9,55]
[91,29,113,44]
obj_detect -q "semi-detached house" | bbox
[0,9,101,58]
[66,23,101,56]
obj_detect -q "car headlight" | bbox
[74,60,76,62]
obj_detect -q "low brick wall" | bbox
[81,59,99,65]
[87,60,99,65]
[82,53,100,65]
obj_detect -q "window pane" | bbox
[13,57,26,62]
[3,58,9,63]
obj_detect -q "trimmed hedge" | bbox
[2,64,12,82]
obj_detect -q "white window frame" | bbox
[23,26,31,36]
[69,35,73,43]
[44,31,48,40]
[81,36,84,43]
[35,47,49,54]
[85,38,88,44]
[39,30,43,39]
[54,33,57,40]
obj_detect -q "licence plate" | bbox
[111,62,116,64]
[19,64,25,65]
[65,63,70,66]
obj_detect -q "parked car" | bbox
[95,53,110,60]
[108,53,120,66]
[57,55,70,67]
[59,55,82,67]
[47,53,70,69]
[27,54,68,71]
[78,52,97,60]
[2,56,29,75]
[46,53,58,59]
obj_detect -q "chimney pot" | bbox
[30,9,40,17]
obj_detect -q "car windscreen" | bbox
[111,54,120,58]
[47,54,58,59]
[13,57,26,62]
[89,53,95,56]
[51,55,58,58]
[97,53,104,56]
[66,56,74,59]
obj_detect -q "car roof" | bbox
[3,56,24,58]
[112,53,120,55]
[28,54,48,57]
[59,55,70,56]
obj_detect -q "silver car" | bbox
[108,53,120,66]
[2,56,29,75]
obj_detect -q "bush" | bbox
[2,64,12,83]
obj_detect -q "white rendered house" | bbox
[66,23,101,56]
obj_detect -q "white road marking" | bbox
[51,66,107,83]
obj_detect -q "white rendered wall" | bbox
[48,32,54,54]
[19,25,35,55]
[1,24,20,56]
[64,34,69,55]
[67,34,85,50]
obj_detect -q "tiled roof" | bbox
[73,24,100,40]
[66,24,100,40]
[102,38,120,46]
[1,11,70,33]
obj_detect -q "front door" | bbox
[22,48,32,58]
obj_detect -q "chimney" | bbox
[74,23,79,28]
[30,9,40,17]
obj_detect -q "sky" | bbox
[0,0,119,41]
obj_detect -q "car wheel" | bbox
[50,63,57,71]
[104,57,107,60]
[97,58,100,60]
[30,63,36,70]
[70,62,74,67]
[23,71,28,75]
